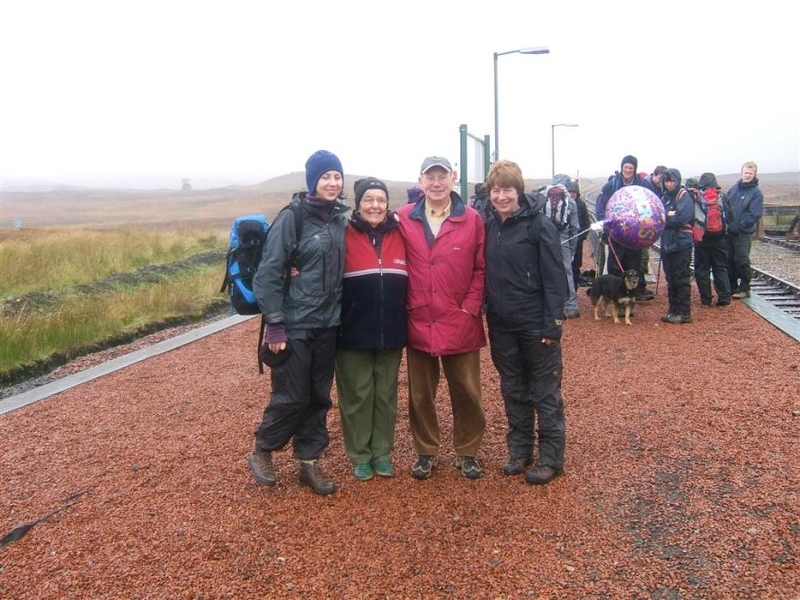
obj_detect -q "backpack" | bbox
[689,187,726,242]
[220,215,270,316]
[702,189,725,235]
[220,203,303,373]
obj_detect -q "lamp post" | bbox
[493,46,549,162]
[551,123,579,178]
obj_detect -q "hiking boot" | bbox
[716,299,731,306]
[411,455,438,480]
[732,291,750,299]
[667,313,693,324]
[246,448,276,487]
[372,460,394,477]
[354,463,373,481]
[455,456,483,479]
[618,306,635,319]
[564,311,580,319]
[503,455,532,476]
[525,464,563,485]
[298,459,337,495]
[661,313,675,323]
[635,290,655,301]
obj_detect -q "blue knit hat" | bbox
[305,150,343,194]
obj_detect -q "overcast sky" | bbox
[1,0,798,189]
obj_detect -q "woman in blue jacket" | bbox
[659,168,695,324]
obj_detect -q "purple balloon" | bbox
[606,185,666,250]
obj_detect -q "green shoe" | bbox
[354,463,373,481]
[372,460,394,477]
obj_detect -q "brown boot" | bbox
[298,459,337,495]
[246,448,276,487]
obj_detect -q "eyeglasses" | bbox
[361,197,388,206]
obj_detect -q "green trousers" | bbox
[335,348,403,466]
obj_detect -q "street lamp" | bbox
[551,123,579,179]
[493,46,550,162]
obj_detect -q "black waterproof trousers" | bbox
[488,329,566,469]
[254,327,337,460]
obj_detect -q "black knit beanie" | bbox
[621,155,638,172]
[354,177,389,208]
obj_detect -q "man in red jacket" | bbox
[395,156,487,480]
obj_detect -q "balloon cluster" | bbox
[605,185,665,250]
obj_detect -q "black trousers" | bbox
[694,234,731,304]
[606,239,646,292]
[727,233,753,293]
[488,328,566,469]
[662,247,693,317]
[254,327,337,460]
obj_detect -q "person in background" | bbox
[396,156,487,480]
[335,177,408,481]
[483,160,567,485]
[658,168,695,324]
[567,179,591,289]
[406,185,424,204]
[246,150,349,496]
[642,166,668,283]
[726,161,764,299]
[543,180,580,318]
[691,172,732,307]
[595,155,657,304]
[470,181,492,222]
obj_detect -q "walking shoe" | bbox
[635,290,655,301]
[618,306,635,318]
[372,460,394,477]
[564,311,580,319]
[667,313,693,324]
[246,448,276,487]
[298,459,337,495]
[455,456,483,479]
[503,455,532,476]
[732,291,750,299]
[411,455,438,480]
[525,464,563,485]
[716,299,731,306]
[661,313,675,323]
[354,463,373,481]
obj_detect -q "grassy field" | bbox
[0,226,229,385]
[1,171,797,387]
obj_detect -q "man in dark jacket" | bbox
[658,168,695,324]
[595,155,657,302]
[483,159,567,485]
[567,179,591,289]
[726,161,764,299]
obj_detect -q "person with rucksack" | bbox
[246,149,350,496]
[567,179,592,289]
[542,180,580,318]
[658,168,695,324]
[335,177,408,482]
[482,160,567,485]
[726,161,764,299]
[690,172,732,307]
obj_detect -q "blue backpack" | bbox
[221,215,270,316]
[220,204,303,372]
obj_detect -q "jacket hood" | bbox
[525,191,548,214]
[698,172,719,189]
[663,168,682,189]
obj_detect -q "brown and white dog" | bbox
[586,269,640,325]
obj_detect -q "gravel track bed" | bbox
[1,279,798,598]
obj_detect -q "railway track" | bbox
[583,192,800,341]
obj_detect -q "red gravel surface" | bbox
[1,290,799,599]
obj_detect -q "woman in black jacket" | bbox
[483,160,568,485]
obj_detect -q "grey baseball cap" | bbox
[420,156,453,174]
